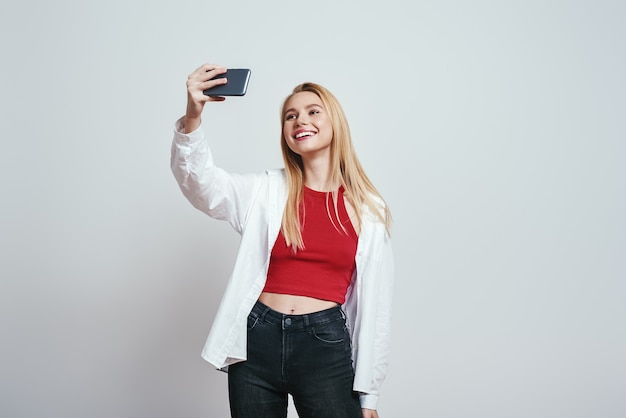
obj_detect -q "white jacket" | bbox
[170,118,394,409]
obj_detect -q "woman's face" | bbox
[282,91,333,159]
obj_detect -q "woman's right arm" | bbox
[183,64,227,132]
[171,64,262,234]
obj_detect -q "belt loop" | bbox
[259,304,270,322]
[303,314,310,327]
[282,316,292,330]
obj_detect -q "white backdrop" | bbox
[1,1,624,417]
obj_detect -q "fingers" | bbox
[188,63,226,81]
[187,64,228,100]
[185,63,227,120]
[192,63,227,79]
[361,409,379,418]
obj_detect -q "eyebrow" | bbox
[284,103,323,114]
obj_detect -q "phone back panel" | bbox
[203,68,251,96]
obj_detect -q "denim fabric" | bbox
[228,301,362,418]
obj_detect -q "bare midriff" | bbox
[258,292,339,315]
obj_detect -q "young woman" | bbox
[171,64,394,418]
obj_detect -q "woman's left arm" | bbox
[353,220,395,411]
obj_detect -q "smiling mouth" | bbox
[295,131,316,139]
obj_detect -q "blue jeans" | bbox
[228,300,362,418]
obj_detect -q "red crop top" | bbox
[263,186,358,304]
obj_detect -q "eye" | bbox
[309,109,320,116]
[285,114,296,121]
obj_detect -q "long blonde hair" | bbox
[280,82,392,251]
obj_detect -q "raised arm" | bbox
[183,64,228,133]
[171,64,262,233]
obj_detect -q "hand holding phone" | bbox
[203,69,251,97]
[185,64,227,133]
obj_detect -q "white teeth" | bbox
[295,131,315,139]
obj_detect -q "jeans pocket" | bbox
[311,319,347,344]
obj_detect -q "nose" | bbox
[296,113,309,126]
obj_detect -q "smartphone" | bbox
[203,68,251,96]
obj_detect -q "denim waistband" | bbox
[251,300,345,331]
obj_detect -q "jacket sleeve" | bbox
[347,213,394,410]
[359,227,394,410]
[170,117,262,233]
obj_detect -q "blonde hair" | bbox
[280,82,392,251]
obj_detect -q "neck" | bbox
[302,154,335,192]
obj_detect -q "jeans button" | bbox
[285,318,292,326]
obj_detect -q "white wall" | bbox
[1,1,624,417]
